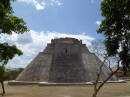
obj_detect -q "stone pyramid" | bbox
[16,38,117,83]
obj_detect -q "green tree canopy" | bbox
[0,0,28,65]
[97,0,130,72]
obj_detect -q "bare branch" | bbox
[97,60,120,93]
[93,57,108,97]
[92,54,120,97]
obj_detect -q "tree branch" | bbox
[97,60,120,93]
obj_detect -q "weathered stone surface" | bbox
[16,53,52,82]
[49,43,87,83]
[16,38,117,83]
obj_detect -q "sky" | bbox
[2,0,105,68]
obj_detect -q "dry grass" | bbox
[0,81,130,97]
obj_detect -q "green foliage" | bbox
[0,0,28,65]
[0,0,28,34]
[0,43,23,64]
[97,0,130,71]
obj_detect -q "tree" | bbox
[0,0,28,95]
[97,0,130,73]
[89,40,120,97]
[0,65,5,95]
[92,57,120,97]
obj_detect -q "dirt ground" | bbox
[0,81,130,97]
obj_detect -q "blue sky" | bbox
[12,0,103,38]
[2,0,106,68]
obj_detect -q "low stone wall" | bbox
[8,80,39,86]
[8,80,126,86]
[38,82,93,86]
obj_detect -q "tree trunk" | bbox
[92,91,97,97]
[0,80,5,96]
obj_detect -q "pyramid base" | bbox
[8,80,126,86]
[8,80,39,86]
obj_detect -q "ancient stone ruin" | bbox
[16,38,117,83]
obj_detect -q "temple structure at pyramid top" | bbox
[51,38,82,44]
[16,37,117,83]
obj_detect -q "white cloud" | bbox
[17,0,62,10]
[1,30,95,68]
[18,0,46,10]
[96,20,101,26]
[17,32,32,44]
[35,1,46,10]
[50,0,63,6]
